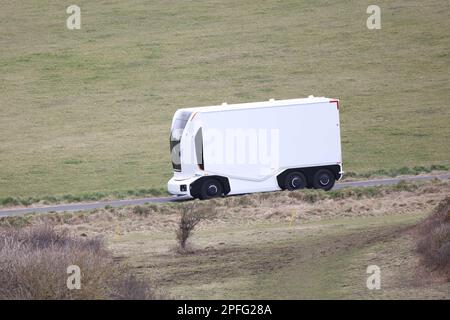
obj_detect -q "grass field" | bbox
[1,0,449,199]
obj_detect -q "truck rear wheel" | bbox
[199,179,223,200]
[312,169,335,191]
[284,172,307,190]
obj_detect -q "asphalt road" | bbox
[1,173,448,217]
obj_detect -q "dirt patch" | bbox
[157,225,405,285]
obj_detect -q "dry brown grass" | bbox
[2,180,447,239]
[12,180,442,299]
[0,224,159,300]
[106,189,450,299]
[417,197,450,276]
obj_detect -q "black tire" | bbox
[284,171,307,190]
[199,179,223,200]
[312,169,335,191]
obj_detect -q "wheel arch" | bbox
[190,175,231,198]
[277,165,341,189]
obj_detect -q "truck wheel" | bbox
[199,179,223,200]
[312,169,335,191]
[284,172,307,190]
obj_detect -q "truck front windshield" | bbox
[170,118,189,171]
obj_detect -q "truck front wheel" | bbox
[199,179,223,200]
[312,169,335,191]
[284,172,307,190]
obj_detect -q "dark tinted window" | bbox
[195,128,204,170]
[169,117,189,172]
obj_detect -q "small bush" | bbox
[0,224,158,299]
[392,180,418,192]
[287,189,326,203]
[133,204,159,216]
[430,164,448,171]
[1,197,20,206]
[133,205,151,216]
[175,203,213,252]
[412,166,432,174]
[418,225,450,269]
[302,190,325,203]
[0,215,31,228]
[353,186,384,198]
[108,274,157,300]
[328,188,356,199]
[417,197,450,273]
[236,195,257,207]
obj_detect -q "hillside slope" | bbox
[1,0,449,198]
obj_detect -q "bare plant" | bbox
[0,223,160,299]
[176,203,213,252]
[417,197,450,274]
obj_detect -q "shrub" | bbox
[0,197,20,206]
[0,215,31,228]
[0,224,158,299]
[236,195,257,207]
[430,164,448,171]
[108,274,156,300]
[133,205,151,216]
[354,186,384,198]
[418,225,450,269]
[392,180,418,192]
[417,197,450,273]
[175,203,212,252]
[287,189,326,203]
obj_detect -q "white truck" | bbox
[168,96,343,199]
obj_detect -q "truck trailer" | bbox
[168,96,343,199]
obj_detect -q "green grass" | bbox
[0,175,438,207]
[0,187,165,207]
[344,164,449,179]
[0,164,444,207]
[1,0,449,199]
